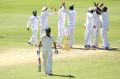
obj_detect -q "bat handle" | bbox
[38,58,41,72]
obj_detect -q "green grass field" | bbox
[0,0,120,79]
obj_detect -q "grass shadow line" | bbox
[50,74,75,78]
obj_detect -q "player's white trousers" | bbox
[85,27,92,45]
[28,29,37,45]
[91,27,99,46]
[101,26,109,47]
[42,48,53,74]
[57,26,65,45]
[65,26,74,47]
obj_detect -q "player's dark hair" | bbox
[89,9,94,13]
[96,10,101,15]
[69,5,74,10]
[103,7,107,12]
[45,27,51,33]
[32,10,37,16]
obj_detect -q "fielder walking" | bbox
[27,10,39,46]
[38,27,58,75]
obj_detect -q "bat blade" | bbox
[37,49,41,72]
[38,58,41,72]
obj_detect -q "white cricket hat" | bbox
[42,7,47,12]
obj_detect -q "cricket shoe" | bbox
[105,47,109,50]
[84,45,90,48]
[45,72,52,76]
[92,45,99,48]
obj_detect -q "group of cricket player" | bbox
[84,2,109,50]
[26,2,109,76]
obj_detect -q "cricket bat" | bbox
[37,48,41,72]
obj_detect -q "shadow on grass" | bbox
[0,35,5,38]
[71,47,120,51]
[50,74,75,78]
[71,47,95,50]
[98,47,120,51]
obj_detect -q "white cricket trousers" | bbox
[85,27,92,45]
[42,48,53,74]
[28,29,37,45]
[57,27,65,45]
[101,26,109,47]
[65,26,74,47]
[91,27,99,46]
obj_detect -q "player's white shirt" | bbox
[67,10,77,27]
[27,16,39,30]
[58,6,66,27]
[41,35,54,50]
[93,12,100,27]
[85,12,94,29]
[40,9,55,29]
[100,12,109,27]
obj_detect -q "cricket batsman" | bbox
[56,2,66,47]
[27,10,39,46]
[39,7,56,37]
[38,27,58,75]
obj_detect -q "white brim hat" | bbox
[42,7,47,12]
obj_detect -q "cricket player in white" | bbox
[38,27,58,75]
[27,10,39,46]
[40,7,56,37]
[56,2,66,47]
[91,9,101,48]
[84,8,94,48]
[65,4,77,48]
[100,7,109,49]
